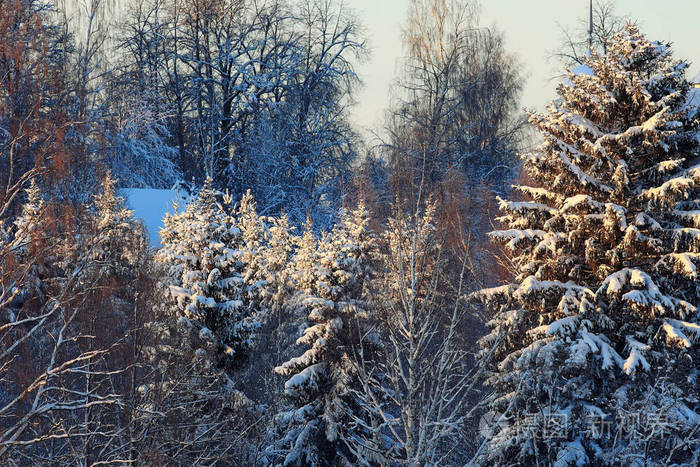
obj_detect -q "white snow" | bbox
[674,210,700,228]
[560,194,604,214]
[554,439,589,467]
[623,337,650,375]
[283,362,327,393]
[579,330,624,371]
[546,316,579,337]
[643,175,696,207]
[489,229,548,250]
[662,253,699,279]
[662,319,700,348]
[551,140,613,193]
[498,197,556,215]
[122,188,189,246]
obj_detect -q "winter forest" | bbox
[1,0,699,464]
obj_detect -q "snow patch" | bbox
[122,188,189,246]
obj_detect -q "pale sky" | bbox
[350,0,700,142]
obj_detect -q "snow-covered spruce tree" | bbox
[157,179,260,370]
[261,213,296,316]
[236,190,268,317]
[268,203,377,466]
[254,214,314,413]
[7,180,48,306]
[293,215,319,297]
[472,25,700,466]
[87,173,146,278]
[135,280,256,466]
[257,212,297,365]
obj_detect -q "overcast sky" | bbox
[350,0,700,141]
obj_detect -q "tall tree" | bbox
[158,179,261,370]
[0,0,76,213]
[116,0,193,178]
[116,0,364,224]
[352,199,474,465]
[132,271,258,465]
[473,25,700,465]
[268,203,377,466]
[386,0,523,196]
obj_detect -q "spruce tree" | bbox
[293,216,319,297]
[236,190,267,315]
[474,25,700,465]
[269,203,377,466]
[257,212,297,368]
[88,173,146,277]
[9,180,48,304]
[158,179,260,369]
[262,213,296,316]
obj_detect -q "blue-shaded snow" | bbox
[561,63,595,87]
[122,188,189,246]
[571,63,594,77]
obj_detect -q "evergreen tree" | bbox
[293,216,319,297]
[236,190,268,318]
[262,213,296,316]
[158,179,260,369]
[88,173,146,276]
[257,212,297,367]
[473,25,700,466]
[8,180,48,305]
[269,203,377,466]
[135,274,257,466]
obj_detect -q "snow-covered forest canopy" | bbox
[0,0,698,465]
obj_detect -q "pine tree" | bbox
[269,203,377,466]
[473,25,700,465]
[158,179,260,369]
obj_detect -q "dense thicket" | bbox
[0,0,516,464]
[0,174,150,463]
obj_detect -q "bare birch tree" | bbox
[386,0,523,196]
[348,197,482,464]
